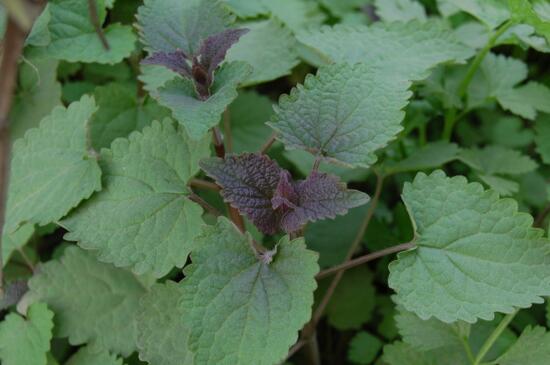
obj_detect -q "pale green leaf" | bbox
[347,332,383,365]
[5,95,102,234]
[66,346,124,365]
[10,56,62,142]
[510,0,550,44]
[2,223,34,266]
[459,145,538,175]
[382,341,465,365]
[29,247,147,356]
[318,0,366,17]
[384,142,460,174]
[296,20,474,82]
[0,302,53,365]
[269,63,410,167]
[226,19,299,85]
[374,0,427,23]
[224,0,267,18]
[184,218,319,364]
[498,82,550,120]
[229,91,273,153]
[137,0,233,54]
[535,113,550,164]
[389,170,550,323]
[156,61,251,140]
[91,82,170,149]
[305,205,369,268]
[138,64,178,94]
[497,326,550,365]
[262,0,325,32]
[137,281,190,365]
[478,174,519,196]
[62,119,209,277]
[438,0,510,29]
[31,0,136,64]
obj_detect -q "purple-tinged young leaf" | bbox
[200,153,283,234]
[141,50,192,78]
[201,153,369,234]
[198,28,249,82]
[280,172,370,232]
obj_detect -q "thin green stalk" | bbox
[442,20,514,141]
[473,310,518,365]
[459,335,475,365]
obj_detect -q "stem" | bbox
[88,0,110,50]
[312,173,384,324]
[442,20,513,141]
[459,335,475,365]
[534,202,550,228]
[260,132,277,154]
[188,178,220,192]
[302,332,321,365]
[0,16,33,294]
[188,193,222,217]
[315,242,415,280]
[223,109,233,153]
[473,310,518,365]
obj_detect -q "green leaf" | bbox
[305,205,369,268]
[137,281,190,365]
[382,341,466,365]
[137,218,319,365]
[321,266,376,330]
[374,0,427,23]
[468,53,550,119]
[389,170,550,323]
[384,142,460,174]
[10,56,62,142]
[478,174,520,196]
[459,145,538,175]
[497,82,550,119]
[535,113,550,164]
[91,82,170,149]
[2,223,34,266]
[226,19,299,85]
[261,0,325,32]
[155,61,251,140]
[29,247,148,356]
[62,119,209,277]
[31,0,136,64]
[269,63,410,167]
[137,0,233,55]
[139,64,178,94]
[510,0,550,43]
[5,95,102,234]
[184,218,319,364]
[438,0,510,29]
[497,326,550,365]
[347,331,383,365]
[224,0,267,18]
[66,346,124,365]
[228,91,273,153]
[296,20,473,82]
[0,302,54,365]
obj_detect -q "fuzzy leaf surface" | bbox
[389,170,550,323]
[32,0,136,63]
[155,61,251,140]
[66,346,124,365]
[0,303,53,365]
[269,63,409,167]
[62,119,209,277]
[137,0,233,55]
[297,20,473,82]
[496,326,550,365]
[183,218,319,364]
[29,247,147,356]
[5,95,101,234]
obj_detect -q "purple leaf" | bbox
[142,50,192,78]
[200,153,283,234]
[200,154,370,234]
[279,172,370,233]
[198,28,249,82]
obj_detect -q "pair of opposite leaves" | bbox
[201,153,369,234]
